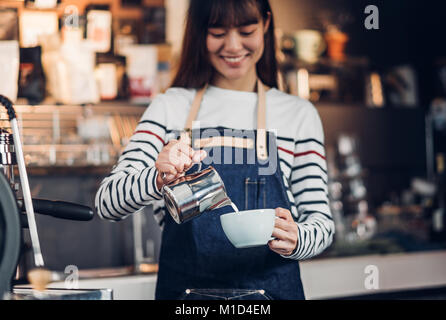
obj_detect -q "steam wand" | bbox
[0,95,44,267]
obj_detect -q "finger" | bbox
[184,152,205,171]
[176,141,195,158]
[171,171,186,179]
[165,139,179,151]
[271,227,289,241]
[165,140,190,158]
[270,247,290,256]
[173,160,185,173]
[268,237,294,253]
[198,149,208,161]
[268,239,290,252]
[275,207,293,221]
[163,170,186,182]
[163,173,177,181]
[192,151,201,163]
[167,144,182,163]
[274,218,293,232]
[176,153,193,172]
[157,162,177,175]
[189,149,206,163]
[166,151,192,173]
[271,247,293,256]
[156,163,177,176]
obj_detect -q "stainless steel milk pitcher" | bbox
[162,164,231,224]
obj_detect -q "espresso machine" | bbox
[0,95,111,300]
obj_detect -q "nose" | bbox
[224,30,243,53]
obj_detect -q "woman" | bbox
[95,0,334,300]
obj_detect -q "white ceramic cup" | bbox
[293,29,326,64]
[220,209,276,248]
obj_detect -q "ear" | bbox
[263,12,271,34]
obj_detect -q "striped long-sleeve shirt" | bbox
[95,85,334,260]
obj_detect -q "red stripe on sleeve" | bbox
[278,147,326,160]
[134,130,166,145]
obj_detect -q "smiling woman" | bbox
[96,0,334,301]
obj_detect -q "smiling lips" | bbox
[221,54,249,66]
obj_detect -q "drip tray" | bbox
[10,287,113,300]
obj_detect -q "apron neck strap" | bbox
[183,79,268,160]
[185,83,208,131]
[256,78,268,160]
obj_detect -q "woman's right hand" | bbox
[155,139,207,191]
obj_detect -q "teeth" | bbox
[223,56,244,63]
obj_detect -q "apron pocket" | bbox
[180,288,272,300]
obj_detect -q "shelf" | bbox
[1,0,165,17]
[1,101,148,169]
[9,99,148,112]
[22,164,113,176]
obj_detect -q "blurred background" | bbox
[1,0,446,299]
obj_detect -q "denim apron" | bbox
[155,80,305,300]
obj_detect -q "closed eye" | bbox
[209,32,226,38]
[208,28,226,38]
[240,31,255,36]
[239,24,258,36]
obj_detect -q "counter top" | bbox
[38,250,446,300]
[47,274,158,300]
[300,249,446,299]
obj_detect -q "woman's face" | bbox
[206,15,270,83]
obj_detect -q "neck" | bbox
[211,70,258,92]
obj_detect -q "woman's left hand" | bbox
[268,207,298,256]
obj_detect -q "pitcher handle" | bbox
[161,161,202,181]
[188,161,202,173]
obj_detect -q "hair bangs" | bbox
[207,0,262,28]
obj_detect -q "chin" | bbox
[218,68,250,81]
[225,73,247,80]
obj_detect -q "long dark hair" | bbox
[171,0,278,89]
